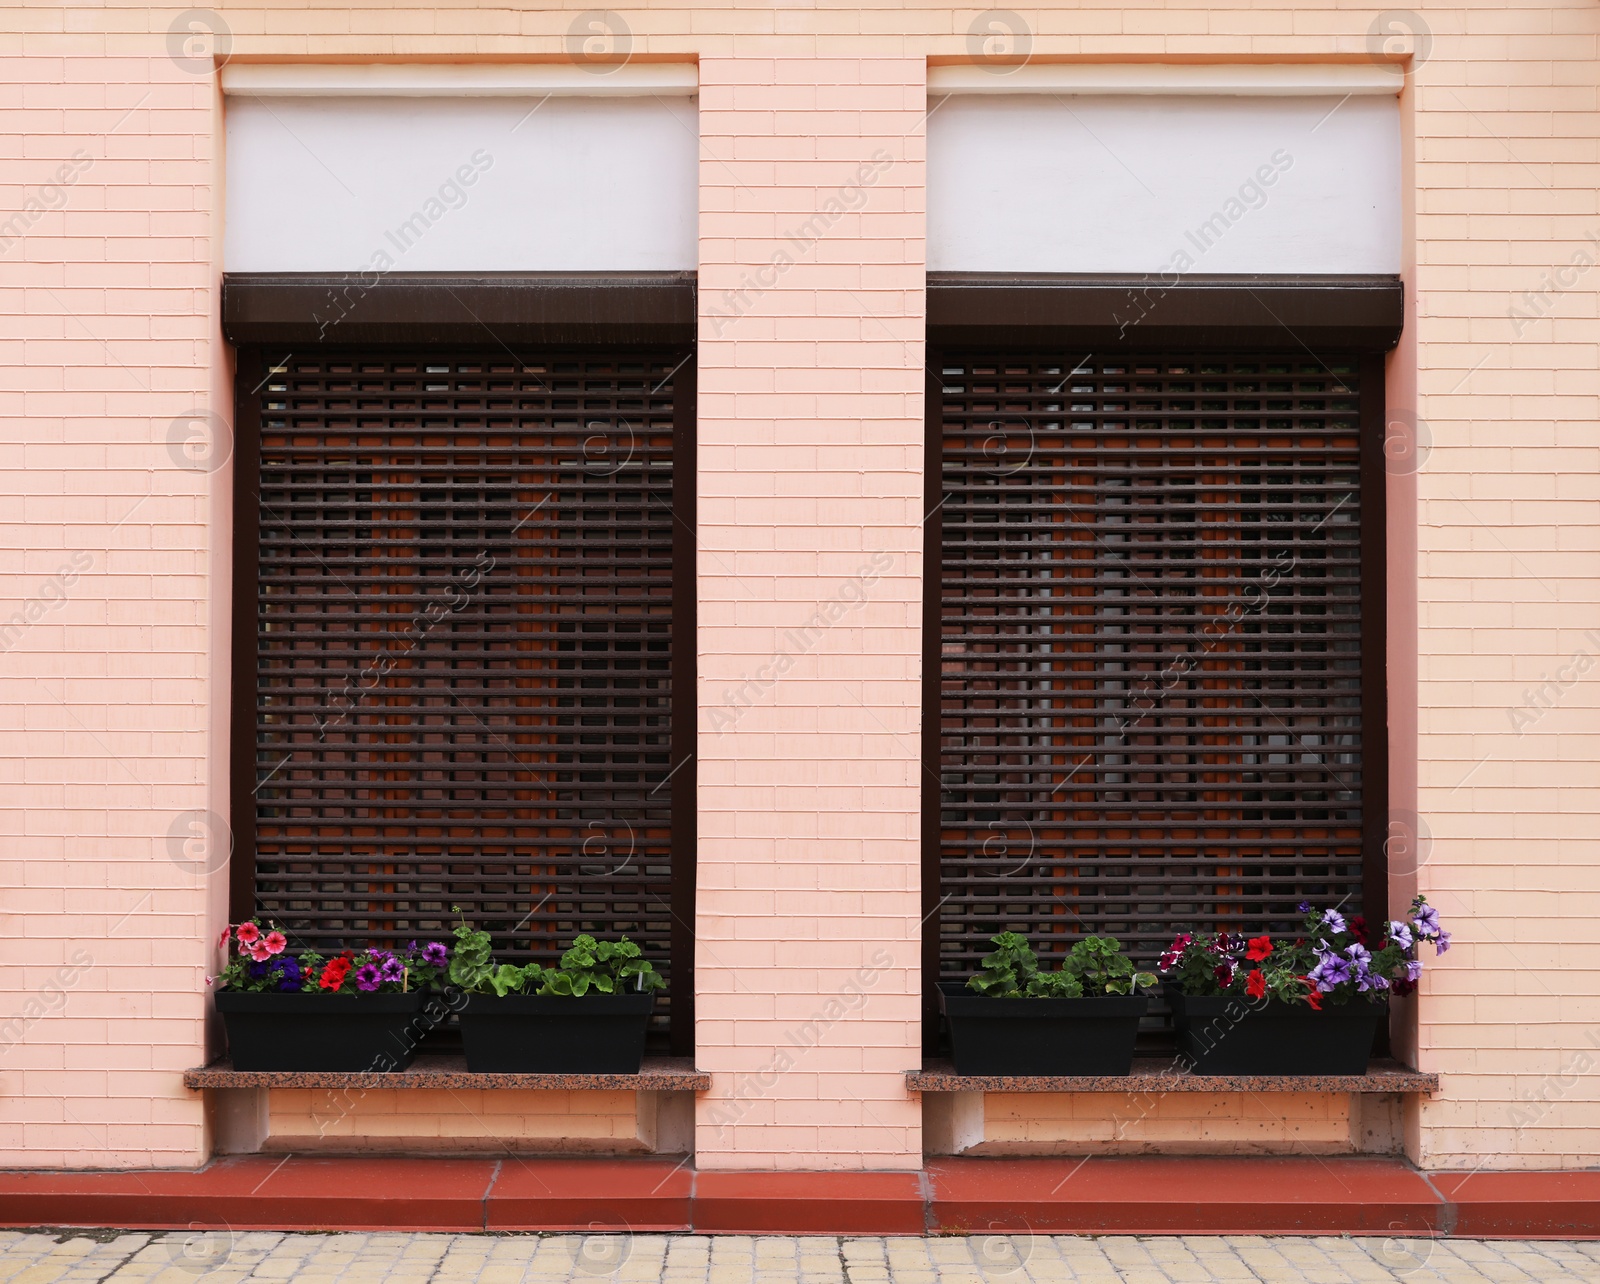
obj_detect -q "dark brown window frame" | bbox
[225,273,698,1055]
[921,273,1401,1052]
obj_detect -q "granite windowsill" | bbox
[184,1054,710,1092]
[907,1057,1438,1094]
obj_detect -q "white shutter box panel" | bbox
[927,93,1400,275]
[224,90,698,273]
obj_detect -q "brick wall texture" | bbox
[1,2,1596,1170]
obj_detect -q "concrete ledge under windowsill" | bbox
[183,1054,709,1092]
[908,1057,1438,1095]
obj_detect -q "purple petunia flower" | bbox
[1321,909,1348,934]
[276,956,303,992]
[421,941,448,967]
[1386,921,1414,951]
[1403,959,1424,983]
[1345,942,1372,968]
[378,955,405,983]
[1297,901,1312,914]
[1360,970,1390,993]
[1309,951,1353,993]
[353,963,382,992]
[1412,904,1441,939]
[1435,930,1451,954]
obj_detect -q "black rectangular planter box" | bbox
[458,992,655,1073]
[214,991,433,1072]
[937,981,1148,1075]
[1167,990,1385,1074]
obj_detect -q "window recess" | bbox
[230,319,696,1052]
[921,287,1395,1052]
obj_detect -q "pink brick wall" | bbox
[693,54,925,1170]
[1397,1,1600,1169]
[971,1091,1379,1156]
[0,3,1597,1172]
[265,1087,657,1153]
[0,47,222,1165]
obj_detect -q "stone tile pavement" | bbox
[1,1231,1598,1284]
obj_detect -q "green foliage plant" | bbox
[449,909,666,998]
[966,931,1156,998]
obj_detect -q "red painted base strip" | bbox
[928,1156,1445,1236]
[1433,1171,1600,1238]
[0,1157,497,1232]
[488,1158,693,1231]
[693,1171,926,1235]
[0,1156,1597,1237]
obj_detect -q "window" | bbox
[924,350,1384,1033]
[232,348,694,1046]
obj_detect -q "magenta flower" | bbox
[353,963,382,992]
[421,942,449,968]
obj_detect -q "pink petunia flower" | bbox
[249,940,272,962]
[264,931,288,956]
[236,922,261,945]
[216,927,230,950]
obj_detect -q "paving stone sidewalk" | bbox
[2,1231,1598,1284]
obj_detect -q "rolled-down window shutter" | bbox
[934,352,1366,985]
[249,350,680,1031]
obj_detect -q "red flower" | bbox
[1349,916,1368,945]
[319,956,352,993]
[1245,969,1266,999]
[1245,935,1273,962]
[1299,978,1323,1011]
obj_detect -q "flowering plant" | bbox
[211,919,451,995]
[1158,896,1448,1008]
